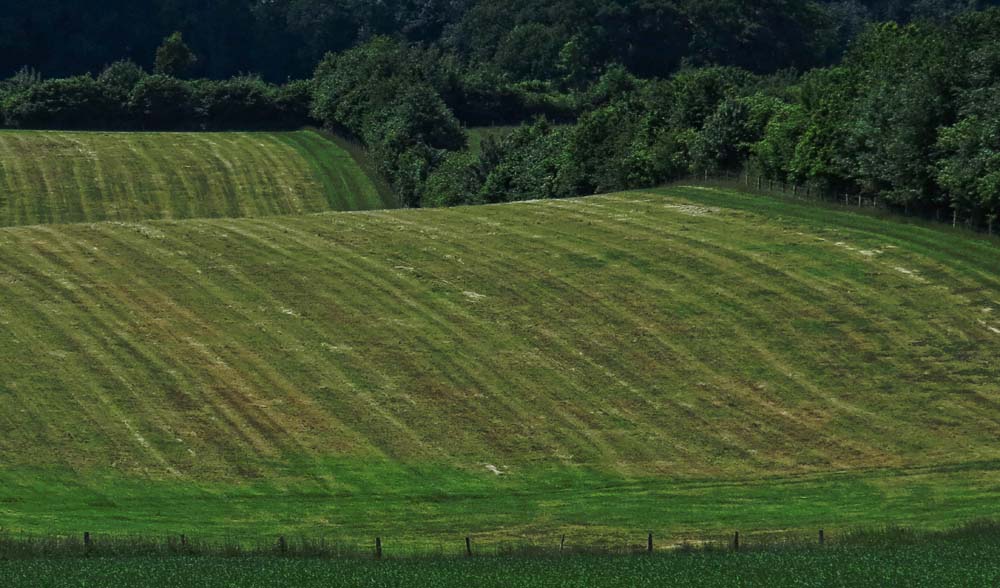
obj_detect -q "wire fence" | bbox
[678,171,998,238]
[0,528,839,559]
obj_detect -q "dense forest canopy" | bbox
[3,0,997,81]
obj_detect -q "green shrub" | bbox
[5,75,118,129]
[313,37,467,206]
[0,67,42,125]
[195,76,278,129]
[274,79,314,126]
[129,75,199,129]
[478,119,572,202]
[422,150,485,207]
[98,60,148,98]
[154,32,197,78]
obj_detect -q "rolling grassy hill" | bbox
[1,185,998,547]
[0,129,390,227]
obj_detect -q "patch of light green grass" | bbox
[0,129,387,227]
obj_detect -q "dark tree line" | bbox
[5,0,995,82]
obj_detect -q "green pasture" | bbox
[0,185,997,547]
[0,129,387,226]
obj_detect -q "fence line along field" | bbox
[0,185,998,547]
[0,129,389,227]
[4,525,1000,588]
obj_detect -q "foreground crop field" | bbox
[0,185,998,547]
[0,130,388,226]
[3,526,999,588]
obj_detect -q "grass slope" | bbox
[0,185,998,546]
[0,129,389,226]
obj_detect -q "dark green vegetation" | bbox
[3,1,961,82]
[2,525,999,587]
[0,130,388,225]
[466,127,518,156]
[7,4,1000,225]
[421,11,1000,229]
[0,66,312,131]
[0,185,998,546]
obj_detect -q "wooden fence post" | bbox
[819,529,825,546]
[953,210,958,228]
[465,536,472,557]
[733,531,740,551]
[278,536,287,554]
[376,537,382,559]
[560,535,566,552]
[180,534,187,546]
[83,532,91,547]
[647,532,653,553]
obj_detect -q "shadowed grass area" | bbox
[465,126,518,156]
[0,186,998,547]
[0,129,389,226]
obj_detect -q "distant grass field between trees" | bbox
[0,129,390,227]
[0,185,998,549]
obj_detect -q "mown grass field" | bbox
[0,129,389,226]
[0,185,998,548]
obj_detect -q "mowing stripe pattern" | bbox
[0,130,389,227]
[0,187,998,483]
